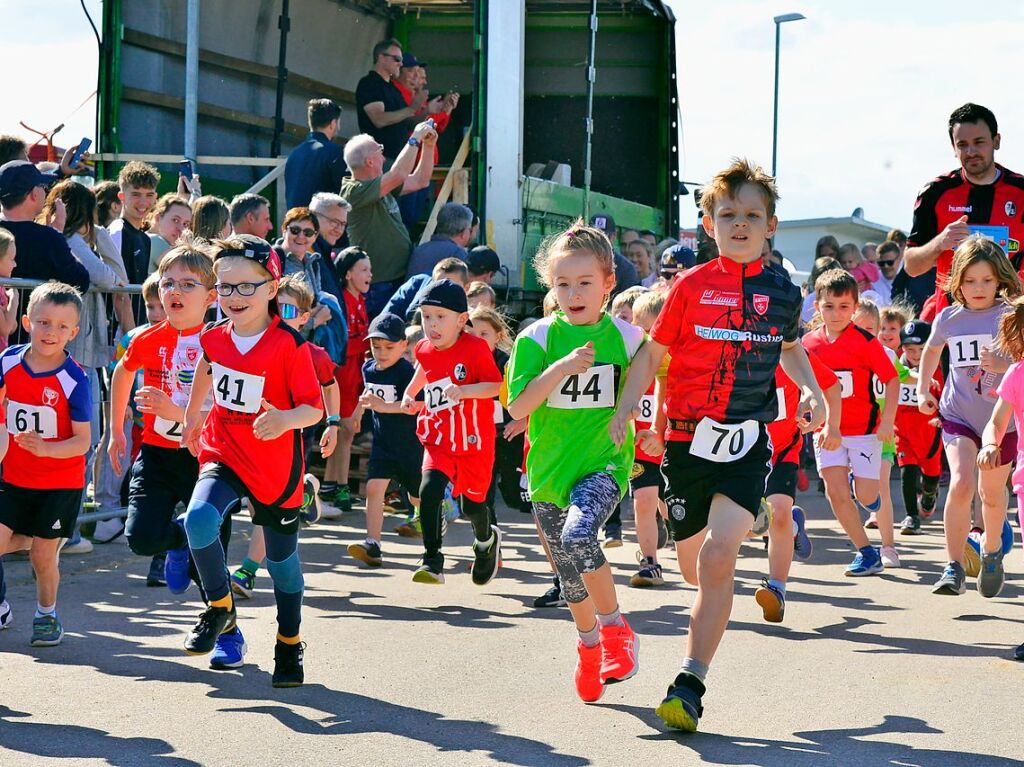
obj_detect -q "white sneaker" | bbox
[93,517,126,544]
[320,503,343,520]
[0,600,12,629]
[62,537,94,554]
[880,545,900,568]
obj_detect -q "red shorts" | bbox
[336,355,364,418]
[896,427,943,476]
[423,446,495,503]
[767,423,802,466]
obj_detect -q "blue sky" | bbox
[4,0,1024,233]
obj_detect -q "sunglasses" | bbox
[278,303,301,320]
[288,225,317,238]
[877,260,897,267]
[385,53,402,63]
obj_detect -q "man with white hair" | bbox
[340,121,437,316]
[310,192,351,263]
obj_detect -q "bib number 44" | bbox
[547,364,616,409]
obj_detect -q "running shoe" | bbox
[919,492,937,519]
[534,578,566,608]
[272,640,305,688]
[630,554,665,588]
[383,490,407,514]
[62,536,93,554]
[796,467,810,493]
[603,525,623,549]
[599,618,638,684]
[656,515,668,550]
[300,474,322,526]
[900,515,921,535]
[880,545,901,568]
[164,543,193,595]
[964,532,983,579]
[978,551,1005,598]
[845,548,883,577]
[1001,518,1015,557]
[655,672,705,732]
[30,614,63,647]
[210,626,247,670]
[575,640,604,702]
[394,517,423,538]
[184,604,237,655]
[864,512,879,529]
[412,556,445,585]
[471,527,501,586]
[320,502,343,520]
[792,506,813,560]
[932,561,966,595]
[348,540,383,568]
[1015,641,1024,662]
[230,568,256,599]
[0,600,11,630]
[93,517,126,543]
[323,485,352,513]
[751,499,772,536]
[147,553,167,587]
[754,578,785,623]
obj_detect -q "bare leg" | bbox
[822,466,871,549]
[30,538,61,607]
[766,493,794,583]
[942,437,977,564]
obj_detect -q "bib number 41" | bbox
[211,363,265,414]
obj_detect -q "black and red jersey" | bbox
[650,256,801,441]
[198,316,323,509]
[767,350,838,465]
[909,164,1024,290]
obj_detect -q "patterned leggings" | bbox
[532,472,620,603]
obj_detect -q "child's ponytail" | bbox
[996,295,1024,362]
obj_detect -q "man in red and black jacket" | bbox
[903,103,1024,321]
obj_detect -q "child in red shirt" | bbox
[401,279,502,584]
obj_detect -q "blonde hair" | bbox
[633,289,666,322]
[532,218,615,289]
[467,281,496,305]
[277,274,315,312]
[405,324,424,346]
[469,307,512,352]
[854,297,880,325]
[0,228,12,260]
[945,237,1022,306]
[838,242,862,267]
[699,158,779,219]
[542,289,559,317]
[157,234,216,288]
[879,302,913,330]
[611,285,648,315]
[997,296,1024,361]
[141,272,161,303]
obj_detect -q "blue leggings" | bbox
[183,475,304,637]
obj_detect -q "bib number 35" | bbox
[690,418,759,463]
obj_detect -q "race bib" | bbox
[836,371,854,398]
[211,363,265,414]
[774,387,787,422]
[638,394,657,424]
[948,334,991,368]
[872,375,885,399]
[897,383,918,407]
[364,383,397,403]
[493,399,504,424]
[690,418,759,463]
[547,364,616,409]
[424,376,456,413]
[6,401,58,438]
[154,416,183,442]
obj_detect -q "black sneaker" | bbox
[932,561,966,596]
[347,540,383,567]
[920,492,938,518]
[900,515,921,535]
[272,640,305,688]
[1014,641,1024,662]
[147,553,167,587]
[471,527,502,586]
[655,672,705,732]
[184,604,237,655]
[656,515,668,550]
[534,578,566,608]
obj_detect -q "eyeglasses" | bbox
[877,260,897,267]
[278,303,301,320]
[159,278,203,293]
[215,280,270,297]
[287,225,317,238]
[385,53,403,63]
[315,212,347,230]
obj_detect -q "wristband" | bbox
[983,442,999,449]
[408,137,421,147]
[325,415,341,427]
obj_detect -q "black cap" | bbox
[419,278,468,314]
[215,236,282,279]
[900,320,931,345]
[661,244,695,271]
[589,212,616,234]
[0,160,59,201]
[402,53,426,68]
[467,245,500,275]
[366,312,406,342]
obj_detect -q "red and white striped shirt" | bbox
[414,334,502,454]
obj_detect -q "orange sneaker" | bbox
[599,617,639,684]
[574,640,604,702]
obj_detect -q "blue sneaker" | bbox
[1001,518,1015,557]
[442,484,461,524]
[210,626,247,670]
[165,520,193,595]
[792,506,813,561]
[30,613,63,646]
[845,548,883,577]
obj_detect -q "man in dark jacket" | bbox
[285,99,348,209]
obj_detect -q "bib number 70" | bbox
[690,418,758,463]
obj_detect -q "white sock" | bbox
[35,602,56,617]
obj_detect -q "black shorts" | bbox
[0,483,82,539]
[128,444,200,524]
[765,460,798,501]
[629,459,664,495]
[367,456,422,499]
[662,427,772,542]
[198,463,300,535]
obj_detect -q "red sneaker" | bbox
[599,617,639,684]
[575,640,604,702]
[796,468,810,493]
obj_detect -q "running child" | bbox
[180,237,323,687]
[230,275,340,596]
[0,282,91,646]
[917,237,1018,596]
[611,159,825,732]
[803,270,898,576]
[507,221,644,703]
[400,279,502,585]
[346,312,422,567]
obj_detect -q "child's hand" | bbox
[558,341,595,377]
[253,399,289,441]
[979,346,1009,374]
[401,394,422,414]
[797,388,825,433]
[917,391,938,415]
[503,418,527,441]
[816,422,842,451]
[442,383,463,404]
[14,431,49,457]
[977,443,1001,470]
[320,425,339,458]
[7,287,19,314]
[134,386,178,419]
[108,427,128,475]
[876,422,895,443]
[360,391,386,411]
[635,428,664,457]
[181,413,204,456]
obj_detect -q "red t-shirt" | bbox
[343,289,370,363]
[309,342,338,387]
[198,317,323,508]
[634,379,662,464]
[0,345,91,489]
[894,364,943,449]
[120,320,205,449]
[414,332,501,455]
[802,324,898,436]
[767,350,838,463]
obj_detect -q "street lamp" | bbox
[772,12,805,179]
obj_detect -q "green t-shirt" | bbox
[507,312,646,507]
[340,175,412,283]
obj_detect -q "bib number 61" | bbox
[690,418,759,463]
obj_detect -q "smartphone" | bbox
[69,138,91,170]
[179,159,194,181]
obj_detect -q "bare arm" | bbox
[401,134,437,195]
[107,361,134,474]
[381,121,437,197]
[979,396,1014,470]
[363,101,418,130]
[0,288,19,338]
[915,345,942,414]
[608,340,668,445]
[876,377,899,442]
[903,215,969,277]
[508,342,595,421]
[14,419,91,459]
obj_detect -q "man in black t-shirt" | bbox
[356,39,432,161]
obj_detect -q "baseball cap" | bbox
[419,278,469,315]
[589,212,616,235]
[0,160,59,202]
[402,53,426,68]
[214,235,283,280]
[366,312,406,342]
[661,244,695,271]
[467,246,500,275]
[900,320,931,346]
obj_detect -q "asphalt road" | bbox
[1,484,1022,767]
